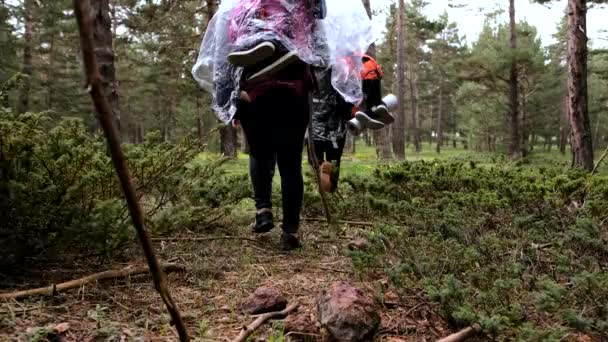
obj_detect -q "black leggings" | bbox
[239,87,310,233]
[362,79,383,113]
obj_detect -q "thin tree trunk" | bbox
[508,0,521,160]
[409,72,421,153]
[436,78,443,153]
[560,95,568,155]
[196,95,205,148]
[521,90,528,157]
[393,0,406,159]
[17,0,33,114]
[566,0,593,170]
[47,32,55,110]
[90,0,120,135]
[220,124,238,158]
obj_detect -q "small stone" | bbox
[317,282,381,342]
[240,286,287,315]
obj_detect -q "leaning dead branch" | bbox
[72,0,189,340]
[231,303,299,342]
[0,264,186,300]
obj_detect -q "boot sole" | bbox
[246,51,299,84]
[228,42,275,67]
[373,105,395,124]
[354,111,385,130]
[251,221,274,234]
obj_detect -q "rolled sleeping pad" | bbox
[382,94,398,112]
[347,118,363,136]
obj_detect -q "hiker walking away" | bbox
[192,0,375,249]
[310,66,352,193]
[347,54,398,135]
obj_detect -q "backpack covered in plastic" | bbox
[191,0,375,123]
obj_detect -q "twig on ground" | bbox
[302,217,375,227]
[151,236,261,244]
[436,324,482,342]
[0,264,186,301]
[231,303,299,342]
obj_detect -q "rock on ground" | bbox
[240,286,287,315]
[317,281,381,342]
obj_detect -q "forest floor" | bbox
[0,220,450,342]
[1,145,607,341]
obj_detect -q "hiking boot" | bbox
[246,51,299,84]
[228,41,276,67]
[320,161,333,193]
[372,104,395,125]
[280,232,301,251]
[250,209,274,234]
[354,111,385,130]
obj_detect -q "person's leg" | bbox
[325,137,346,192]
[276,98,309,234]
[240,101,277,232]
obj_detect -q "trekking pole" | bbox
[306,91,333,225]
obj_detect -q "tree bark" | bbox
[409,69,421,153]
[393,0,406,159]
[17,0,33,114]
[436,78,444,153]
[560,94,569,155]
[90,0,120,135]
[508,0,521,160]
[566,0,593,170]
[220,124,238,158]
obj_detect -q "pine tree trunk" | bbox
[566,0,593,170]
[409,71,421,153]
[436,79,443,154]
[17,0,33,114]
[220,124,238,158]
[560,95,568,155]
[196,95,205,149]
[508,0,521,160]
[47,32,55,110]
[393,0,407,159]
[90,0,120,134]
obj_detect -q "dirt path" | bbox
[0,223,449,341]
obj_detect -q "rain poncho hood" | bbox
[192,0,375,123]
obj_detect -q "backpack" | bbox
[360,55,384,81]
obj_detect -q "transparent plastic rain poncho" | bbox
[192,0,375,123]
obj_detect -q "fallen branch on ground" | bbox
[436,324,482,342]
[151,236,260,244]
[0,264,186,301]
[302,217,375,227]
[231,303,299,342]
